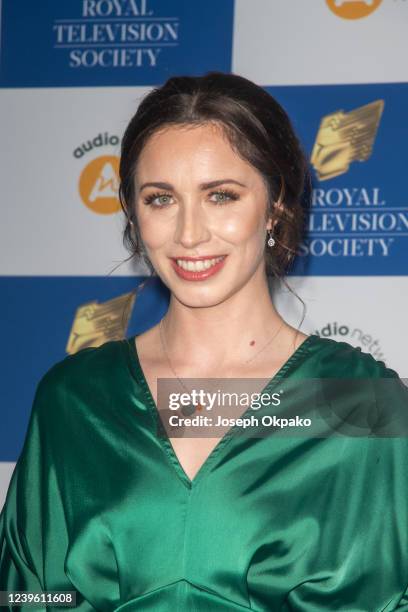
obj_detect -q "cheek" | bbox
[214,208,264,244]
[136,209,173,250]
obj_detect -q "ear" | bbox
[266,200,285,231]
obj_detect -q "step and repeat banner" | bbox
[1,0,407,507]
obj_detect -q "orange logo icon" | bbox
[326,0,382,19]
[79,155,121,214]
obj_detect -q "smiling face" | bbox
[133,122,273,307]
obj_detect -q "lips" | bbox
[170,255,228,281]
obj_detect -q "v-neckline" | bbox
[125,333,318,490]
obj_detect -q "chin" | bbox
[173,289,225,308]
[168,282,232,308]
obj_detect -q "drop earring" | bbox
[267,229,275,247]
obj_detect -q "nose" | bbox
[173,199,211,250]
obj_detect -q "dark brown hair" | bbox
[118,71,310,282]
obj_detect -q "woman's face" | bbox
[134,122,273,307]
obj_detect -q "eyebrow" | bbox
[138,179,247,192]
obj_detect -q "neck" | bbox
[161,269,288,368]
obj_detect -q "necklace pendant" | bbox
[181,403,196,417]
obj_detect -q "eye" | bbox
[143,192,173,207]
[142,189,240,208]
[209,189,240,205]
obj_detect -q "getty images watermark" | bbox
[166,387,311,430]
[154,377,408,438]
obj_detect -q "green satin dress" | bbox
[1,333,408,611]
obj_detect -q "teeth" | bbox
[176,256,224,272]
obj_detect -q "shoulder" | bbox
[33,338,127,413]
[309,335,401,379]
[308,337,407,435]
[14,341,130,473]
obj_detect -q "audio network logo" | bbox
[326,0,383,19]
[73,132,121,215]
[314,322,385,361]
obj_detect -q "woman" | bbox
[1,72,408,610]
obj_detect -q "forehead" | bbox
[136,122,252,179]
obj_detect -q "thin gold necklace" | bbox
[159,317,285,415]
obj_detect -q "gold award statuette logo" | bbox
[311,99,384,181]
[66,291,136,354]
[326,0,383,20]
[79,155,121,214]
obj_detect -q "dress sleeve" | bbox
[373,360,408,609]
[1,349,110,612]
[318,351,408,609]
[0,371,56,608]
[371,358,408,437]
